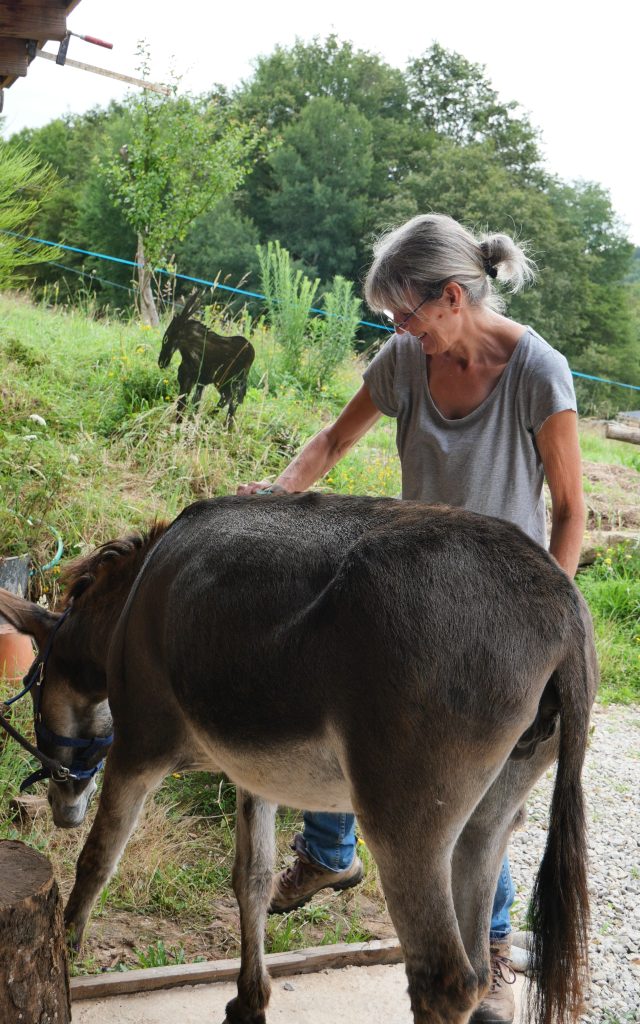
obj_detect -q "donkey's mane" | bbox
[61,522,169,606]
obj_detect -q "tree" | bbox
[104,53,259,324]
[267,97,374,280]
[175,196,262,298]
[0,141,59,286]
[9,105,136,303]
[406,44,543,181]
[233,35,415,267]
[236,34,408,131]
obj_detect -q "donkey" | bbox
[0,494,598,1024]
[158,292,255,422]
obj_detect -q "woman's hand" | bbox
[236,481,291,496]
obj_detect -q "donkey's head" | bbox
[0,525,167,828]
[0,590,111,827]
[158,290,202,369]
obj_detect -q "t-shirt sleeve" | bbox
[524,344,577,435]
[363,335,400,418]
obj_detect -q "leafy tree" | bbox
[0,141,59,286]
[267,97,374,280]
[234,36,415,267]
[236,34,408,130]
[103,52,259,324]
[406,44,543,180]
[175,196,262,297]
[373,133,637,368]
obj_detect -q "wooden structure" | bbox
[0,1,82,93]
[0,840,71,1022]
[70,938,404,1001]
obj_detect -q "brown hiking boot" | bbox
[268,832,364,914]
[469,940,517,1024]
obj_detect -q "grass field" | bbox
[1,291,638,971]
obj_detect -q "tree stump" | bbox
[0,840,70,1024]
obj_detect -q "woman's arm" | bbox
[535,409,586,578]
[236,384,382,495]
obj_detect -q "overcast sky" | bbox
[3,0,638,244]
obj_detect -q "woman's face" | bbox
[386,284,462,355]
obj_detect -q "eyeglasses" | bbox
[382,282,447,332]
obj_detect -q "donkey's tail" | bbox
[527,600,596,1024]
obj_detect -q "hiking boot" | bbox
[268,832,364,914]
[470,940,517,1024]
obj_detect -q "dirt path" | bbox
[72,964,528,1023]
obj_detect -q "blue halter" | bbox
[0,604,114,791]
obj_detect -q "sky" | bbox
[2,0,638,244]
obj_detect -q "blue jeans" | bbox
[303,811,514,939]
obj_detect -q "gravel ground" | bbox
[509,703,640,1023]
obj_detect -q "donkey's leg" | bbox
[64,750,169,945]
[176,363,192,421]
[451,814,514,994]
[224,790,276,1024]
[357,800,479,1024]
[452,733,559,981]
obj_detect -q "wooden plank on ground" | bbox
[606,422,640,445]
[0,39,28,76]
[70,937,403,1001]
[0,2,67,40]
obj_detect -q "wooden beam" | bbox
[606,422,640,445]
[36,48,171,95]
[0,39,28,77]
[0,3,67,40]
[70,938,404,1001]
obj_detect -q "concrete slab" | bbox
[72,963,528,1023]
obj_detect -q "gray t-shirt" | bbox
[363,327,577,546]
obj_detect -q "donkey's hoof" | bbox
[223,996,267,1024]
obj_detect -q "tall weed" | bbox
[257,241,319,377]
[300,276,362,390]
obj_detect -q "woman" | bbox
[237,213,585,1024]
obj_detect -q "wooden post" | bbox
[0,840,71,1023]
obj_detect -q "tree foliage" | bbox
[268,97,374,279]
[0,141,59,286]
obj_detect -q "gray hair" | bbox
[364,213,536,314]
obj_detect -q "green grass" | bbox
[576,543,640,703]
[580,429,640,473]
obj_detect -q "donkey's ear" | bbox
[182,290,201,318]
[0,589,60,651]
